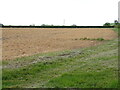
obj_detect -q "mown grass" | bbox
[2,28,119,88]
[46,69,118,88]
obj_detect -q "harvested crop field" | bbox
[2,28,117,60]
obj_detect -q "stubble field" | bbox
[2,28,117,60]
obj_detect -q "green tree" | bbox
[103,22,110,26]
[114,20,119,25]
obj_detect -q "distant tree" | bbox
[114,20,120,28]
[114,20,119,25]
[30,24,35,26]
[41,24,46,26]
[103,22,110,26]
[41,24,54,26]
[71,24,76,26]
[0,23,3,27]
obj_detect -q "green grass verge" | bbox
[2,28,119,88]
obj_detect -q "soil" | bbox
[2,28,117,60]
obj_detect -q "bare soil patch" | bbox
[2,28,117,60]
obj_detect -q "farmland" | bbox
[2,28,119,88]
[2,28,117,60]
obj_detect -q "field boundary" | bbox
[2,26,114,28]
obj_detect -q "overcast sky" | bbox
[0,0,119,26]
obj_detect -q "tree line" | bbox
[103,20,120,28]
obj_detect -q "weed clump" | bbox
[79,37,105,41]
[96,38,104,41]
